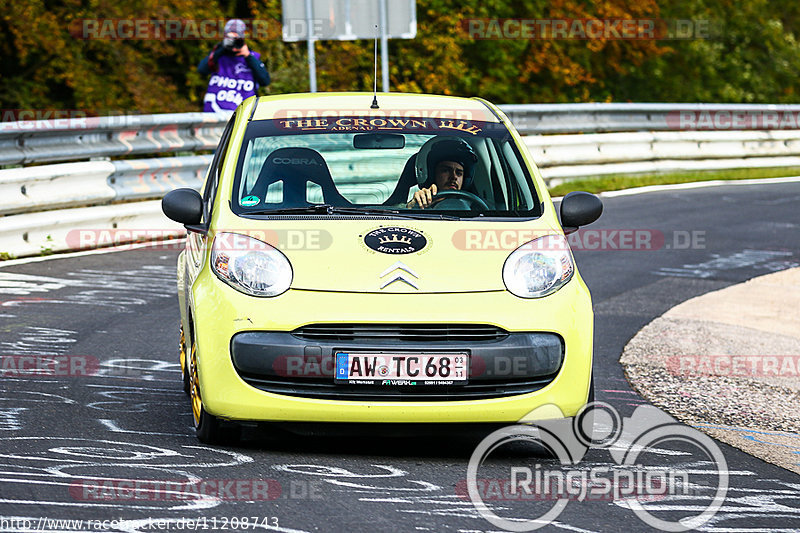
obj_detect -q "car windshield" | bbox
[230,116,542,218]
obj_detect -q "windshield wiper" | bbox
[244,204,337,215]
[329,206,461,220]
[242,204,460,220]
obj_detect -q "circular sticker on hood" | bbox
[364,227,427,254]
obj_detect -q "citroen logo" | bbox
[379,261,419,290]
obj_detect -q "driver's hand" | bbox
[408,184,437,209]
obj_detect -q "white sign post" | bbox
[281,0,417,92]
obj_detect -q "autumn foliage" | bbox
[2,0,800,114]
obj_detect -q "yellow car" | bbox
[162,92,603,443]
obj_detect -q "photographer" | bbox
[198,19,270,112]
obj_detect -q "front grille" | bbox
[292,324,509,343]
[232,329,563,402]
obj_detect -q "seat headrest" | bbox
[261,147,330,180]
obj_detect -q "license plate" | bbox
[335,352,468,385]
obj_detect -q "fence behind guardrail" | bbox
[4,103,800,258]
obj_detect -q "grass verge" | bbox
[547,167,800,196]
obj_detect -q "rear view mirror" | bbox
[353,133,405,149]
[162,188,203,225]
[560,191,603,232]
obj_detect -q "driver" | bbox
[407,138,478,209]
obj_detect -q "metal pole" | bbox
[344,0,352,37]
[378,0,389,92]
[305,0,317,92]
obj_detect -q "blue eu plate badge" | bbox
[336,353,350,380]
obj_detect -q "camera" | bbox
[223,37,246,50]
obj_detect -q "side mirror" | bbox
[560,191,603,232]
[162,188,203,225]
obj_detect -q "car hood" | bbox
[211,218,564,294]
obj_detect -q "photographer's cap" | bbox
[224,19,246,37]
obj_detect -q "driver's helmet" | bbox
[415,137,478,189]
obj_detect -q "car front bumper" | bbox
[189,269,594,424]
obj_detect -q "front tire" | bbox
[195,405,230,444]
[188,338,241,445]
[576,372,596,442]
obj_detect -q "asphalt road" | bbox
[1,181,799,532]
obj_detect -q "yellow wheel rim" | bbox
[189,343,203,426]
[179,325,187,373]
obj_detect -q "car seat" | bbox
[383,154,418,205]
[249,147,351,207]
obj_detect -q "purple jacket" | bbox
[202,51,266,112]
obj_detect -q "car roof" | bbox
[250,92,502,123]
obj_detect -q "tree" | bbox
[2,0,800,112]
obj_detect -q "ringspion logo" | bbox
[466,403,728,531]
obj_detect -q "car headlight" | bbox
[502,234,574,298]
[211,233,292,297]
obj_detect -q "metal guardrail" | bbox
[0,157,213,217]
[5,103,800,166]
[1,200,183,259]
[524,129,800,185]
[0,113,228,166]
[4,103,800,258]
[500,102,800,135]
[109,155,213,201]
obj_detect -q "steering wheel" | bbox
[430,190,490,212]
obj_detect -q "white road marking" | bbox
[655,250,796,278]
[599,176,800,198]
[0,273,78,295]
[273,464,406,478]
[98,419,191,437]
[1,326,77,356]
[325,479,440,492]
[0,407,26,430]
[0,390,76,404]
